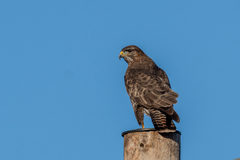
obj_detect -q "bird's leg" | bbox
[141,123,145,129]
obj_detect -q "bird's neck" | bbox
[128,56,156,69]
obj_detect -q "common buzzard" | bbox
[119,45,180,133]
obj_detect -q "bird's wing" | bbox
[125,69,179,120]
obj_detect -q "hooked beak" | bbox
[119,51,124,60]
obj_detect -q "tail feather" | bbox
[150,110,177,133]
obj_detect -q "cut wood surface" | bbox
[123,129,181,160]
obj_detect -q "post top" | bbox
[121,128,181,137]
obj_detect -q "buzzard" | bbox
[119,45,180,133]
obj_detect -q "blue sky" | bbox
[1,1,240,160]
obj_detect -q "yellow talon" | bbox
[142,124,145,129]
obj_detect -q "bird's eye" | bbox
[126,49,132,53]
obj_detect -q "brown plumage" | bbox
[119,45,180,133]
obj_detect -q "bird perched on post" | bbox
[119,45,180,133]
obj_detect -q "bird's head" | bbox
[119,45,144,64]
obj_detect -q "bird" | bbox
[119,45,180,133]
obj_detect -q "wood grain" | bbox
[123,130,181,160]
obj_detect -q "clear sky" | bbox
[1,1,240,160]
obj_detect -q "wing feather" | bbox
[125,68,179,122]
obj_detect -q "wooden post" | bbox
[122,128,181,160]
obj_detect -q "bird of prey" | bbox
[119,45,180,133]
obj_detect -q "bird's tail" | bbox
[150,110,177,133]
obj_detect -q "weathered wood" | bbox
[122,128,181,160]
